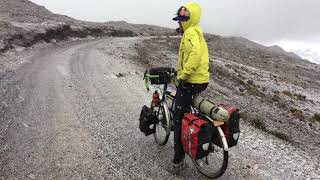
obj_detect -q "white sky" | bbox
[30,0,320,63]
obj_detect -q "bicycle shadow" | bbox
[137,136,221,179]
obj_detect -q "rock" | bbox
[247,79,254,85]
[295,94,306,101]
[239,79,246,85]
[29,174,35,179]
[116,73,125,78]
[277,102,287,109]
[225,63,232,69]
[50,39,57,43]
[273,90,280,94]
[0,41,5,50]
[290,108,304,119]
[272,94,281,102]
[261,87,267,92]
[239,87,246,93]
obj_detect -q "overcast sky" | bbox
[30,0,320,63]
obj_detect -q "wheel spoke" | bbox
[192,142,228,178]
[153,105,170,146]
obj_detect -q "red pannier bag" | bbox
[223,107,240,147]
[181,113,214,160]
[211,107,240,148]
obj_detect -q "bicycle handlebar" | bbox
[143,69,178,92]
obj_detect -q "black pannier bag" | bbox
[212,108,240,148]
[139,105,159,136]
[148,67,175,84]
[225,108,240,147]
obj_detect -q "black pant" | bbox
[173,82,208,162]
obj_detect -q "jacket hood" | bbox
[181,2,202,31]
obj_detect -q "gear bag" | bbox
[148,67,175,84]
[193,95,229,122]
[139,105,159,136]
[181,113,214,160]
[212,107,240,148]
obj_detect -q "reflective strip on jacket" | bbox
[177,2,209,84]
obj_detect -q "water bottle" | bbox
[152,91,160,107]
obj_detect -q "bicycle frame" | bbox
[144,69,230,178]
[157,83,229,151]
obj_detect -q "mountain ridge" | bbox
[0,0,310,65]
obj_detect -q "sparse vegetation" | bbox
[247,79,254,85]
[273,90,280,94]
[243,113,267,130]
[310,113,320,123]
[294,93,306,101]
[272,94,281,102]
[276,102,288,110]
[134,45,149,65]
[246,84,266,98]
[268,130,291,142]
[290,108,304,119]
[239,112,248,120]
[282,90,307,101]
[165,36,179,53]
[283,90,294,97]
[250,115,267,130]
[241,112,292,142]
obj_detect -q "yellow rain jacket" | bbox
[177,3,209,84]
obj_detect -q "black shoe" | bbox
[170,160,187,175]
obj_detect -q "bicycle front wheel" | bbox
[192,126,229,178]
[153,102,171,146]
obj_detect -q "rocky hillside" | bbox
[0,0,174,53]
[132,36,320,158]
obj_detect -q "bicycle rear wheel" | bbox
[153,102,171,146]
[192,127,229,178]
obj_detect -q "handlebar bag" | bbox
[149,67,175,84]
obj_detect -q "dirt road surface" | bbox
[0,38,319,179]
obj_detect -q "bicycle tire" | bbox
[153,102,171,146]
[192,126,229,179]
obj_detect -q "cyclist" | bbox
[171,2,210,174]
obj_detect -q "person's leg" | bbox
[172,83,207,164]
[190,83,208,95]
[173,84,192,163]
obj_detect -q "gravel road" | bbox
[0,38,319,179]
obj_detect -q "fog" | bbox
[30,0,320,63]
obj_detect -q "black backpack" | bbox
[139,105,159,136]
